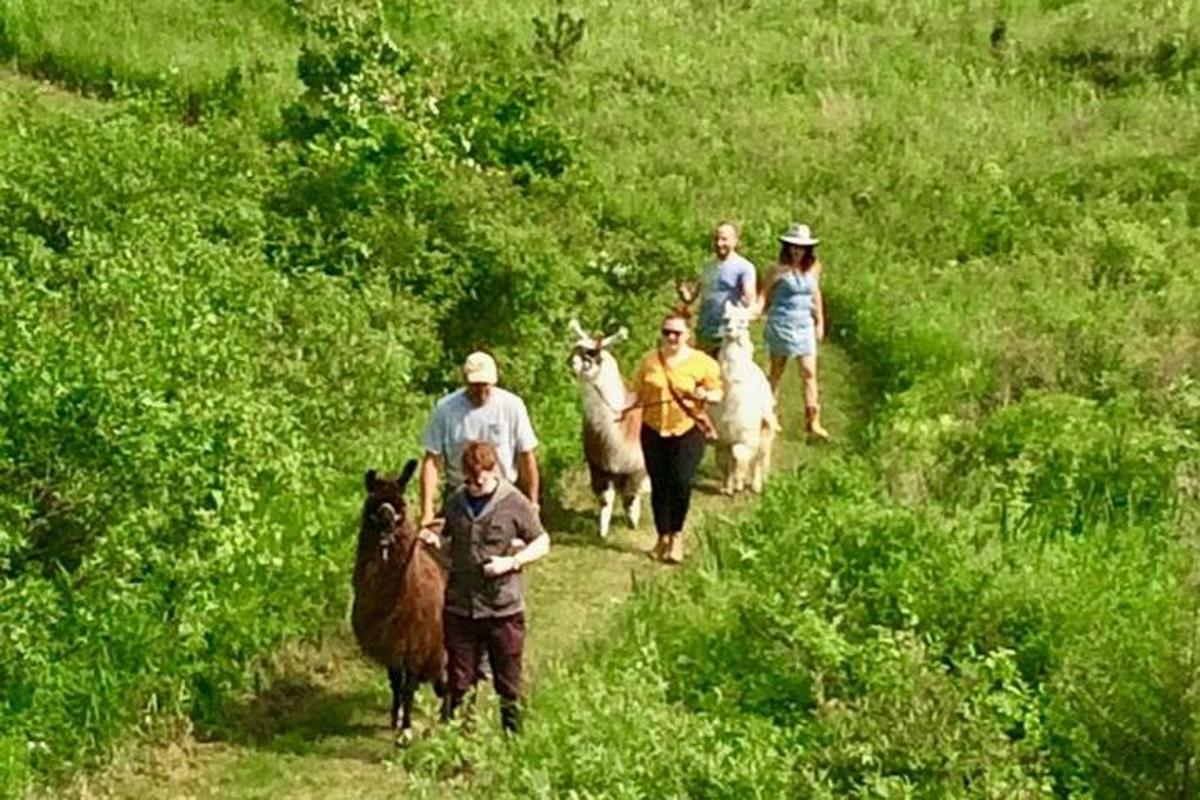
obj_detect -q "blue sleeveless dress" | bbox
[765,269,818,357]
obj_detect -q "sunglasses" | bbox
[660,328,684,338]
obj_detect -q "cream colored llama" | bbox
[711,303,778,494]
[567,320,649,537]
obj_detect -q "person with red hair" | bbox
[419,440,549,733]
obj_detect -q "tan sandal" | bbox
[651,535,669,561]
[664,533,685,565]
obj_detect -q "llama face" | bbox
[567,319,627,383]
[569,344,606,382]
[720,302,754,346]
[362,461,417,543]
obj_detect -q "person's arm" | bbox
[740,262,758,309]
[418,513,453,567]
[482,532,549,577]
[514,531,549,569]
[512,396,540,507]
[517,449,540,510]
[418,451,441,527]
[693,357,724,404]
[483,498,550,577]
[756,265,781,317]
[814,279,826,342]
[418,405,446,527]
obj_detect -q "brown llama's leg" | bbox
[388,667,418,746]
[434,676,450,722]
[400,673,416,737]
[387,667,405,730]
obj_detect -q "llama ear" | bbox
[364,469,378,491]
[599,327,628,349]
[398,459,418,491]
[568,318,589,342]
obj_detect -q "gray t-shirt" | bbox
[421,387,538,485]
[441,480,545,618]
[698,253,757,340]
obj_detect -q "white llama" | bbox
[711,302,779,494]
[567,320,649,537]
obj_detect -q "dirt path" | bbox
[72,344,873,800]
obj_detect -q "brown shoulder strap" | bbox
[657,349,705,426]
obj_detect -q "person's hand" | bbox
[692,385,709,402]
[482,555,519,577]
[817,324,826,342]
[418,528,440,549]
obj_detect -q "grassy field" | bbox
[70,345,869,800]
[2,0,1199,797]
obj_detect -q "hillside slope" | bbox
[75,346,871,799]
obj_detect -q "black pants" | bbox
[640,424,706,535]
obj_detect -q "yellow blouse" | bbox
[631,348,722,436]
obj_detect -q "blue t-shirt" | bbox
[698,254,757,339]
[465,489,495,518]
[421,387,538,485]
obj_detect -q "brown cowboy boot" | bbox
[806,406,830,440]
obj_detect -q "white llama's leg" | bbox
[731,442,751,494]
[624,489,642,528]
[630,475,649,527]
[753,424,774,494]
[718,445,734,495]
[599,484,616,538]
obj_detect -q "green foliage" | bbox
[0,0,296,121]
[0,92,439,788]
[532,0,586,65]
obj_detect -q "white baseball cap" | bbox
[463,351,498,384]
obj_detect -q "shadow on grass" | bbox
[539,492,648,555]
[196,670,438,762]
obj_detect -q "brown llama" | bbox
[353,461,447,744]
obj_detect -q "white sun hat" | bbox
[463,351,498,384]
[779,223,819,246]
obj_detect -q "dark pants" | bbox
[640,424,706,535]
[443,610,525,731]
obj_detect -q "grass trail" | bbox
[73,343,873,799]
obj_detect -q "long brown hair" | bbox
[779,242,817,272]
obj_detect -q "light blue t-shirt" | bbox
[421,387,538,485]
[698,254,757,339]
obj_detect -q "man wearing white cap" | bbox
[418,351,541,527]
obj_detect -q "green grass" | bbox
[0,0,299,118]
[73,344,869,799]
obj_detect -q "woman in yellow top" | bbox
[630,309,723,564]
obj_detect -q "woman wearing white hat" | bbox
[760,223,829,439]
